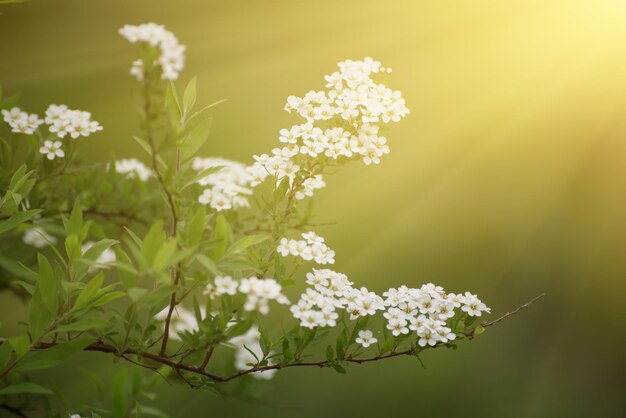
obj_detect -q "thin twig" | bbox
[0,294,545,385]
[480,293,546,328]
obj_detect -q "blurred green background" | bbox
[2,0,626,416]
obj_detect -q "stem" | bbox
[0,293,544,384]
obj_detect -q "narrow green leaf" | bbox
[210,213,230,259]
[194,254,218,276]
[72,272,104,312]
[141,221,165,265]
[0,382,53,396]
[224,234,270,257]
[37,254,58,315]
[180,117,212,161]
[0,342,12,370]
[182,76,197,114]
[186,207,206,247]
[8,334,30,358]
[0,209,42,235]
[16,337,93,372]
[64,199,83,238]
[54,317,111,333]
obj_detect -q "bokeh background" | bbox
[2,0,626,416]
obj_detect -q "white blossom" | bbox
[461,292,491,317]
[2,107,43,134]
[119,23,186,80]
[228,326,276,380]
[355,329,378,348]
[113,158,153,181]
[39,140,65,160]
[193,157,262,212]
[44,104,102,139]
[277,232,335,265]
[23,227,56,248]
[154,306,203,341]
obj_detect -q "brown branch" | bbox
[0,294,545,385]
[480,293,546,328]
[0,403,31,418]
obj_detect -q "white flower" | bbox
[154,306,203,340]
[23,227,56,248]
[461,292,491,317]
[355,329,378,348]
[113,158,153,181]
[39,140,65,160]
[277,232,335,265]
[44,105,102,139]
[228,327,277,380]
[119,23,186,80]
[194,157,261,212]
[2,107,43,134]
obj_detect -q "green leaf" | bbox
[114,248,137,289]
[54,317,111,333]
[194,254,218,276]
[28,290,50,340]
[133,405,170,418]
[258,325,271,356]
[0,254,37,281]
[37,254,58,315]
[8,334,30,358]
[325,345,335,362]
[152,239,178,272]
[180,117,212,161]
[273,176,290,203]
[166,82,182,128]
[186,207,206,247]
[336,331,347,360]
[0,382,53,396]
[187,99,227,123]
[132,137,167,169]
[224,234,270,257]
[142,221,165,265]
[182,77,197,114]
[0,342,12,370]
[331,363,347,374]
[473,325,485,336]
[210,213,230,259]
[64,199,83,238]
[16,337,93,372]
[71,272,104,312]
[0,209,42,235]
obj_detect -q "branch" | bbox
[0,294,545,385]
[480,293,545,328]
[0,403,31,418]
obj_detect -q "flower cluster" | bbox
[290,267,490,347]
[119,23,186,81]
[22,227,56,248]
[204,275,289,315]
[1,107,43,134]
[154,305,201,341]
[277,232,335,265]
[228,327,276,380]
[251,57,410,202]
[2,105,102,160]
[112,158,153,181]
[44,104,102,140]
[193,157,265,212]
[290,268,380,329]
